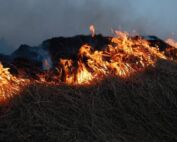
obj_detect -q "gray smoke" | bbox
[0,0,177,54]
[0,38,13,54]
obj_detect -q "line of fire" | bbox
[0,25,177,103]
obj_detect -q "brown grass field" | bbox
[0,59,177,142]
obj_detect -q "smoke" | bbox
[0,0,177,53]
[0,38,13,54]
[38,48,53,70]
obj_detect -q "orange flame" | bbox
[59,31,168,84]
[1,27,177,100]
[0,63,25,102]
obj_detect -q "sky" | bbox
[0,0,177,54]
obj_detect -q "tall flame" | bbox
[59,31,168,84]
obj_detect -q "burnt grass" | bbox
[0,59,177,142]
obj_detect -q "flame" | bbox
[1,27,177,100]
[59,31,168,84]
[0,63,28,102]
[89,24,95,37]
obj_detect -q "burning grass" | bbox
[0,63,29,103]
[0,31,177,89]
[0,59,177,142]
[0,28,177,141]
[59,32,168,84]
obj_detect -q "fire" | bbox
[1,26,177,99]
[59,31,167,84]
[59,58,93,84]
[0,63,29,102]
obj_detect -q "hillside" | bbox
[0,59,177,142]
[0,33,177,141]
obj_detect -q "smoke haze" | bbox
[0,0,177,53]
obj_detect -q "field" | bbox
[0,59,177,142]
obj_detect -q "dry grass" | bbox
[0,59,177,142]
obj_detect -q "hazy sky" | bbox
[0,0,177,53]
